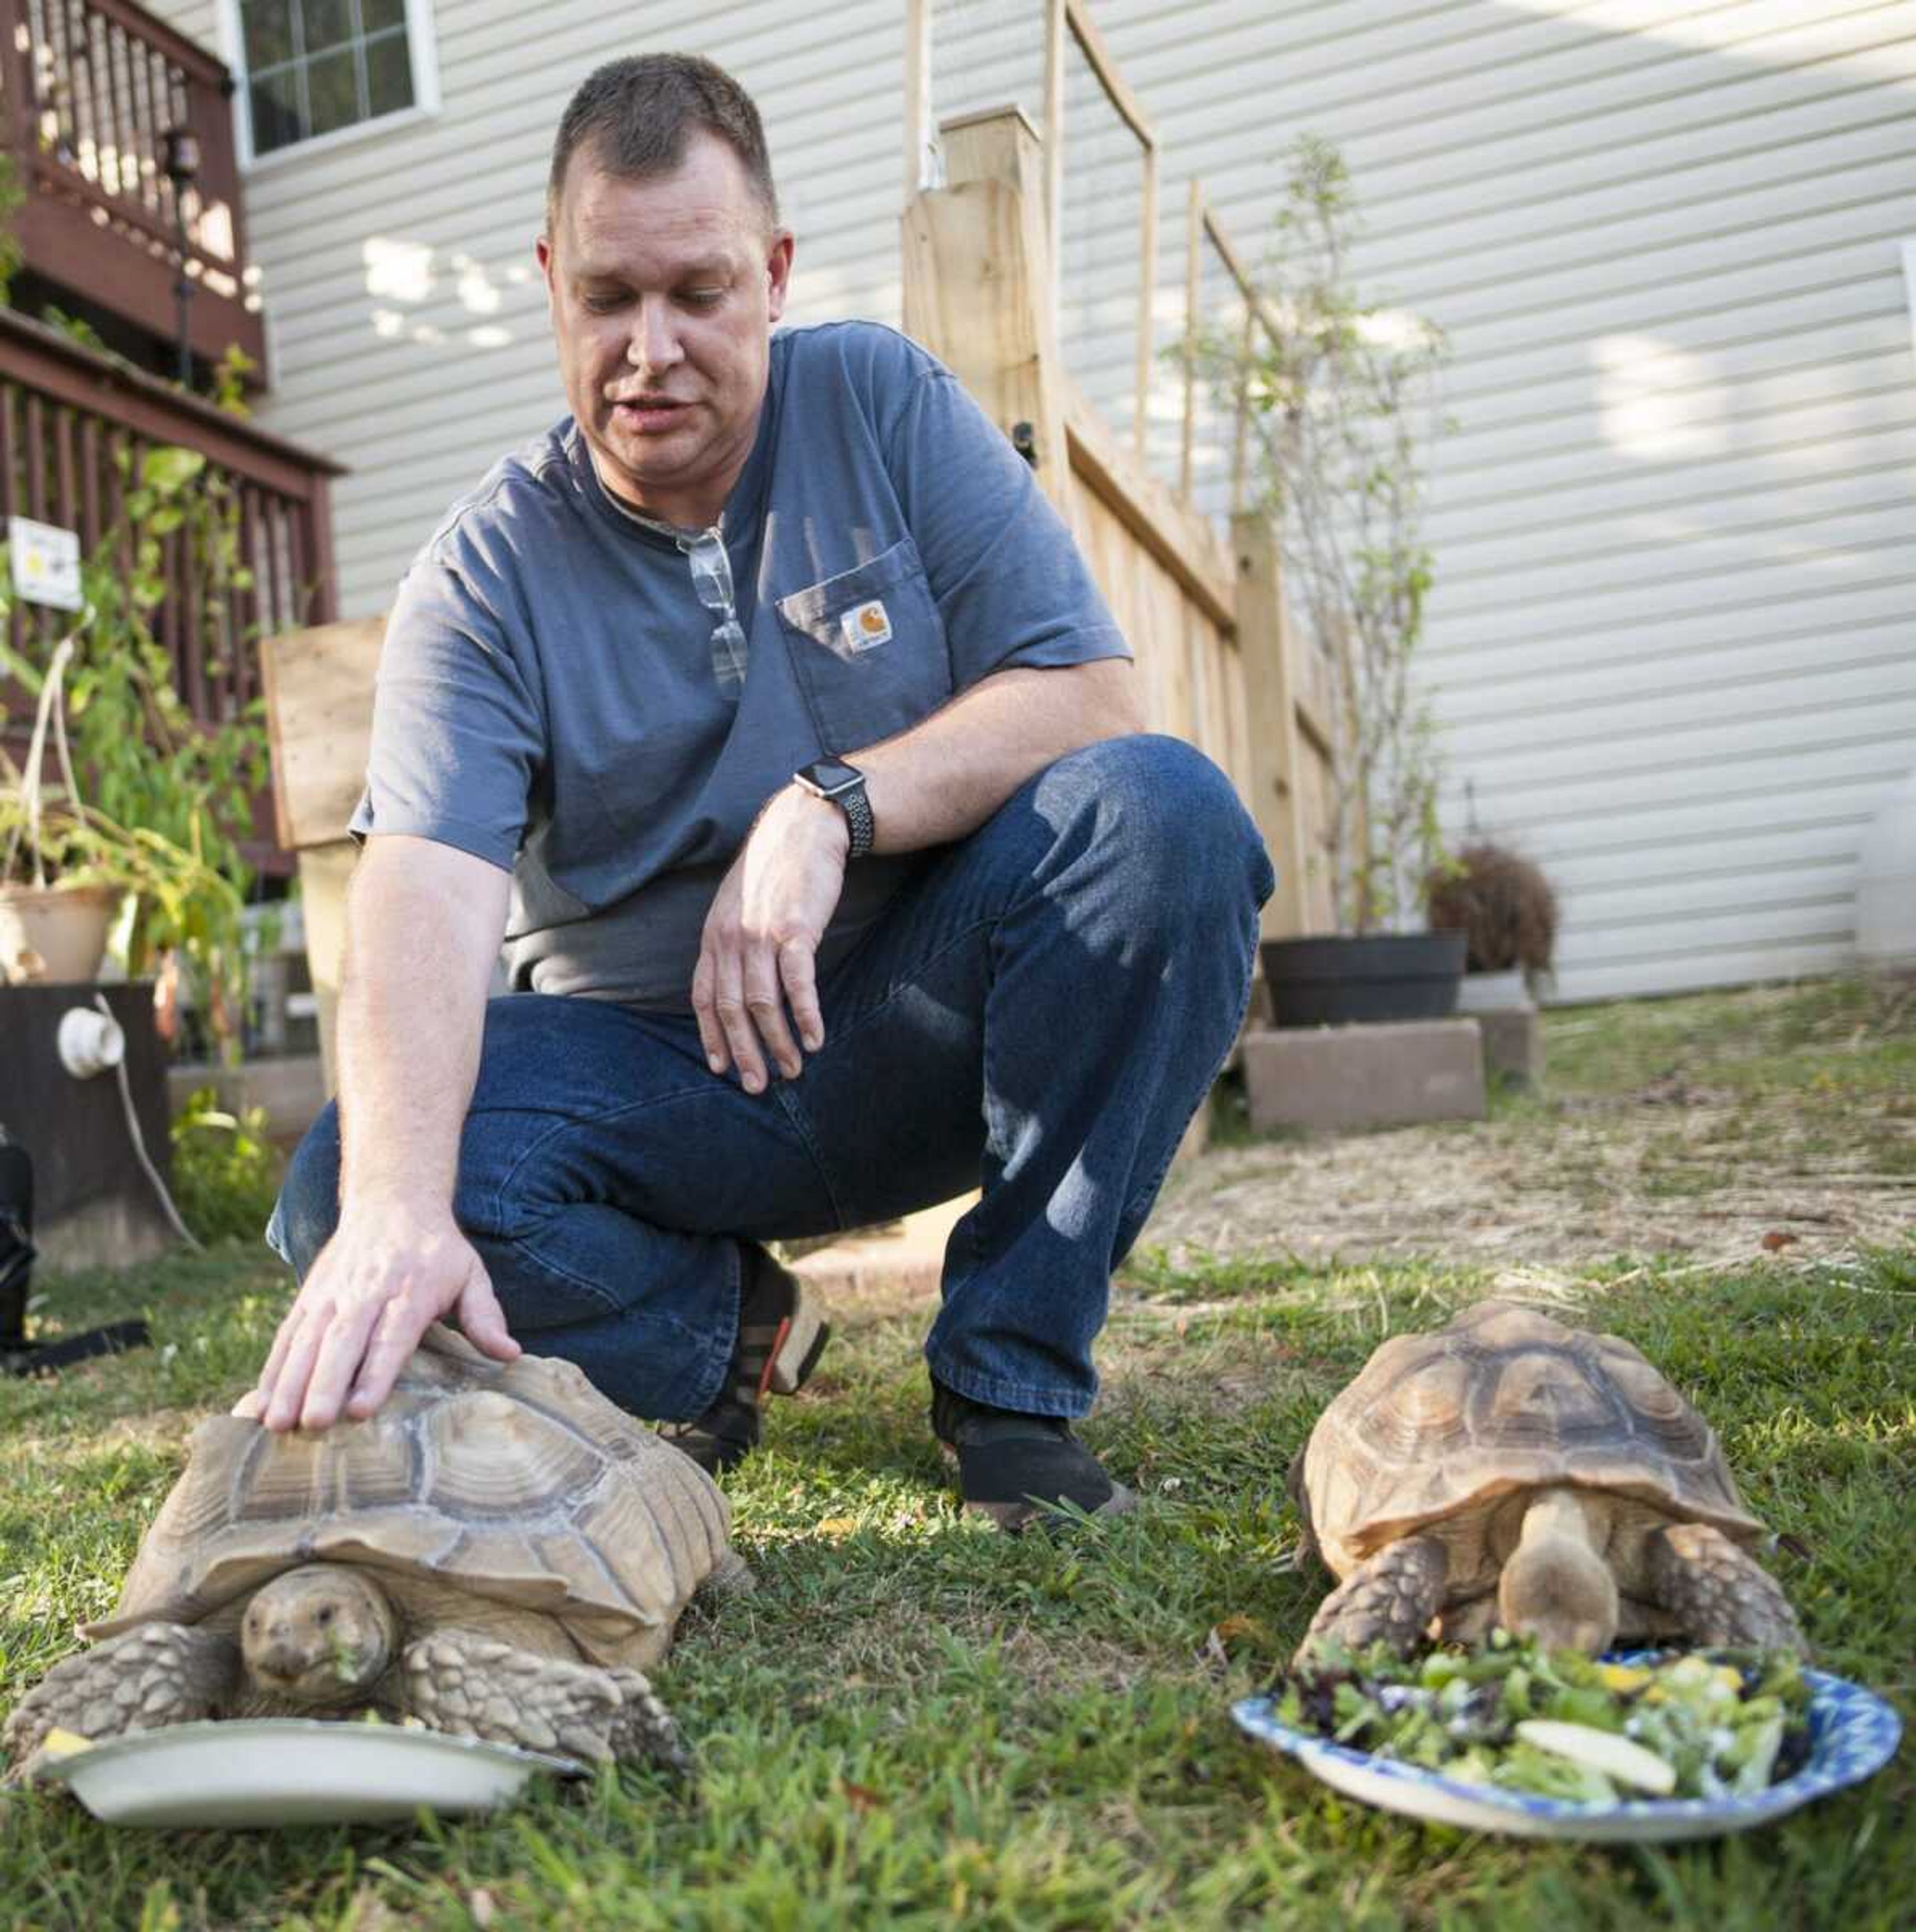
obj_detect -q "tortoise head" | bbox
[1496,1488,1620,1656]
[240,1565,399,1705]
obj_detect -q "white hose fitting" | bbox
[58,1005,126,1080]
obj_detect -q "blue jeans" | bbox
[267,735,1273,1422]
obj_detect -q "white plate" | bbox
[35,1718,587,1828]
[1232,1658,1902,1843]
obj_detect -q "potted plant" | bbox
[1426,839,1560,1010]
[1204,136,1460,1027]
[0,447,265,1040]
[0,626,122,982]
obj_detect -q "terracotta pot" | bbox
[0,882,121,985]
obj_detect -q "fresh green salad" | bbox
[1273,1635,1813,1804]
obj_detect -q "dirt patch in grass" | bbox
[1142,983,1916,1276]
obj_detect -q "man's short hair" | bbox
[546,54,780,236]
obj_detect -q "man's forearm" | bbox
[852,657,1142,855]
[335,841,506,1214]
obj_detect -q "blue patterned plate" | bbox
[1232,1656,1902,1842]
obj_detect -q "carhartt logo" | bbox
[841,599,893,653]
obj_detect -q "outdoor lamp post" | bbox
[159,124,201,387]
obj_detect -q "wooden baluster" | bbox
[52,401,75,539]
[102,15,130,205]
[78,411,100,552]
[0,384,18,658]
[286,492,311,626]
[182,506,206,721]
[306,477,338,622]
[85,4,112,195]
[129,29,154,215]
[235,484,261,707]
[23,391,45,522]
[261,493,287,637]
[70,0,97,183]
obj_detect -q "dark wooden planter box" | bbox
[0,980,174,1272]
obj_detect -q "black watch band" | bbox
[794,757,875,859]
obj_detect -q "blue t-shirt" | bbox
[353,320,1130,1008]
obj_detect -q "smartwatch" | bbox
[794,756,875,858]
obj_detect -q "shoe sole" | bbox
[759,1288,830,1399]
[935,1442,1139,1532]
[961,1484,1140,1533]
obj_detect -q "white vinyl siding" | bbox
[1083,0,1916,1001]
[141,0,1916,1000]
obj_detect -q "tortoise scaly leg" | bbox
[696,1549,756,1604]
[1295,1535,1448,1665]
[1647,1524,1807,1654]
[399,1635,621,1765]
[605,1668,690,1776]
[4,1625,239,1781]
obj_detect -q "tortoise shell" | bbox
[86,1326,730,1665]
[1297,1300,1762,1576]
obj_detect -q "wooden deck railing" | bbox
[0,0,265,376]
[0,308,341,871]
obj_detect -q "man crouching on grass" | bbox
[253,52,1272,1529]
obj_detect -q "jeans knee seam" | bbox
[489,1080,743,1224]
[771,1085,848,1230]
[823,913,1000,1046]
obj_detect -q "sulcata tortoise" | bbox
[4,1326,744,1780]
[1292,1299,1805,1662]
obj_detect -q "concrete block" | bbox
[1241,1019,1486,1132]
[168,1053,327,1152]
[1477,1005,1544,1089]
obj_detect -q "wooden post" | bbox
[1042,0,1065,317]
[1134,139,1158,460]
[903,0,932,202]
[901,106,1071,518]
[1232,509,1310,941]
[258,615,386,1093]
[1180,178,1201,498]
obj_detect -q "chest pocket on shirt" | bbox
[775,537,953,752]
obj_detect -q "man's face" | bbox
[538,132,793,529]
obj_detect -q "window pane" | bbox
[304,46,362,138]
[362,0,407,32]
[242,0,295,70]
[364,30,415,119]
[300,0,356,57]
[248,66,306,155]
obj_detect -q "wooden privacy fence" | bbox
[901,106,1335,941]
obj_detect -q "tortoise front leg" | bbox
[605,1668,689,1776]
[1647,1524,1807,1654]
[4,1624,239,1780]
[1295,1536,1448,1665]
[400,1635,623,1764]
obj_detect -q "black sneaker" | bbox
[930,1380,1137,1532]
[661,1247,830,1474]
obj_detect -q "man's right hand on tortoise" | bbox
[251,1203,519,1432]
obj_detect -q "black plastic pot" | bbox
[1261,930,1468,1028]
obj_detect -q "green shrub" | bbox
[168,1087,283,1246]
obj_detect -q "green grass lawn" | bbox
[2,981,1911,1931]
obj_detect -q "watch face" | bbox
[802,758,862,796]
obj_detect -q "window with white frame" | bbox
[233,1,430,158]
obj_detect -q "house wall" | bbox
[148,0,1916,1002]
